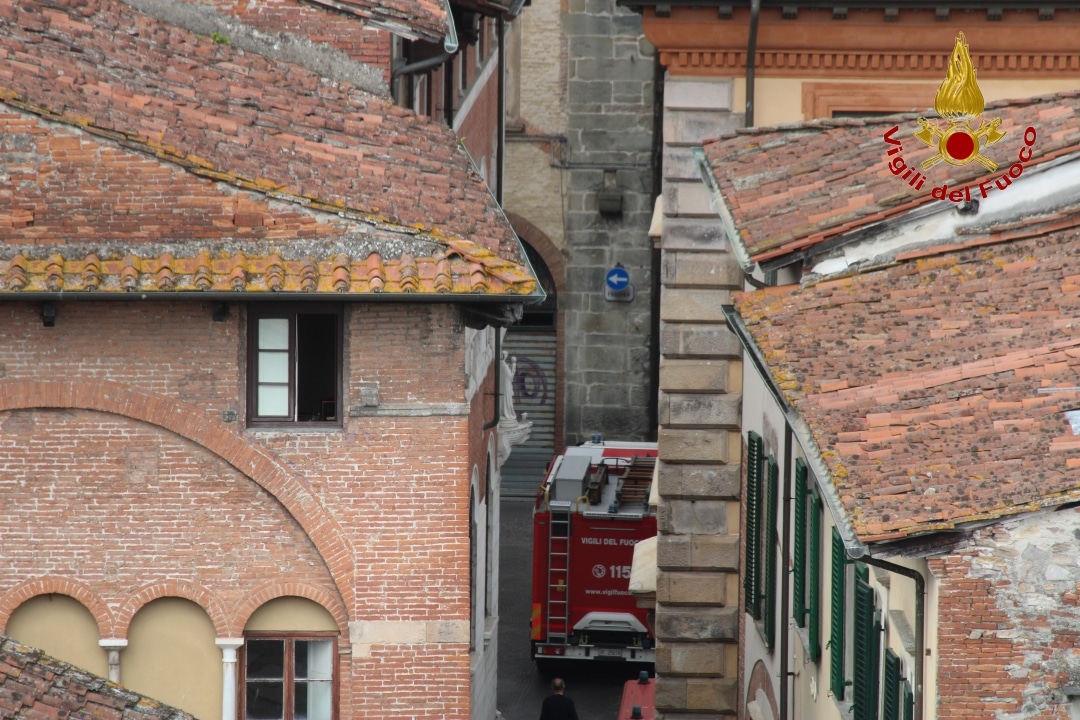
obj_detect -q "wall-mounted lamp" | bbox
[212,301,229,322]
[598,169,623,216]
[41,302,56,327]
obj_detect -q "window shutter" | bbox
[853,567,880,720]
[808,493,822,662]
[744,432,763,620]
[903,681,914,720]
[882,650,901,720]
[793,458,808,628]
[829,527,846,700]
[764,456,779,650]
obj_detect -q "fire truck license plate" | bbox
[597,648,624,657]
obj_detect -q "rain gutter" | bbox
[442,0,460,52]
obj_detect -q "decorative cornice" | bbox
[642,6,1080,78]
[659,49,1080,77]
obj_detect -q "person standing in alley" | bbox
[539,678,579,720]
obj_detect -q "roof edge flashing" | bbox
[693,147,755,273]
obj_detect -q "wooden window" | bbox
[794,458,823,661]
[829,527,847,701]
[853,563,880,720]
[242,634,338,720]
[248,305,343,428]
[807,489,823,662]
[744,431,764,620]
[793,458,808,628]
[763,456,779,650]
[882,649,902,720]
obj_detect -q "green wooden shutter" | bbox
[808,493,822,662]
[882,650,901,720]
[744,432,763,620]
[903,681,914,720]
[829,527,846,700]
[793,458,808,628]
[764,456,779,649]
[853,566,880,720]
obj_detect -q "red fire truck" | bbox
[530,438,658,672]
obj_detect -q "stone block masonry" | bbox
[562,0,657,444]
[654,74,745,719]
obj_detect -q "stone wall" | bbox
[561,0,656,443]
[654,75,745,719]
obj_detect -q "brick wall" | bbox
[928,509,1080,719]
[456,60,501,185]
[0,299,480,718]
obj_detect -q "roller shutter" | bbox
[500,329,558,496]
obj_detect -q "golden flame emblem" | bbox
[914,33,1006,170]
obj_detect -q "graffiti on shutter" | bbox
[500,329,557,496]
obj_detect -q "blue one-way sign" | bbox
[605,267,630,291]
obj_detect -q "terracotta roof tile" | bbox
[0,240,535,296]
[735,216,1080,542]
[303,0,448,42]
[704,92,1080,264]
[0,0,531,297]
[0,635,194,719]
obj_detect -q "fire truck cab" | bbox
[530,438,658,672]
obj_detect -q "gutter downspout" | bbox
[746,0,760,127]
[442,0,459,53]
[780,423,793,720]
[722,304,867,559]
[647,54,664,442]
[392,52,454,79]
[496,16,505,204]
[858,556,926,720]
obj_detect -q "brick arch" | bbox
[503,211,566,453]
[746,659,780,720]
[116,580,231,639]
[0,380,355,617]
[232,581,350,638]
[504,211,566,296]
[0,576,116,638]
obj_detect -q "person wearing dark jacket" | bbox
[539,678,580,720]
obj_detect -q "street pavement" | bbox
[497,497,644,720]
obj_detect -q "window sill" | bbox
[247,423,343,434]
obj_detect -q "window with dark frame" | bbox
[793,457,823,662]
[242,634,337,720]
[248,306,342,427]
